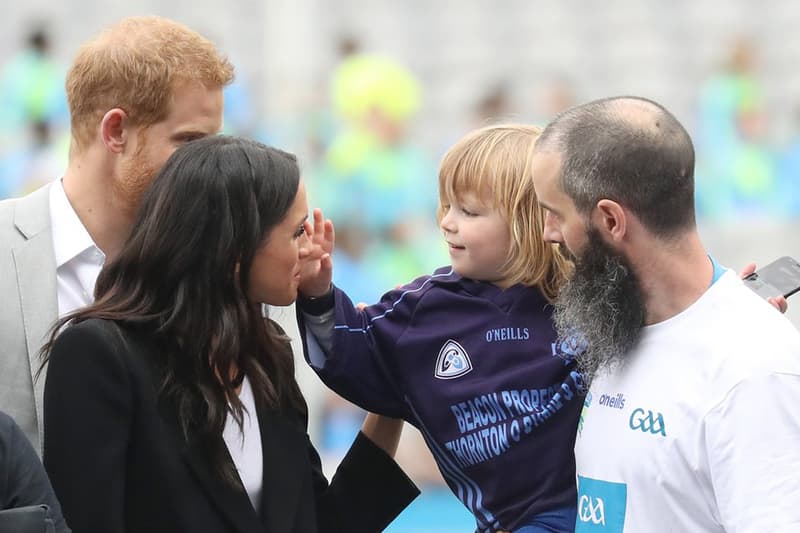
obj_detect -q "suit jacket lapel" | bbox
[11,185,58,449]
[132,332,264,533]
[147,384,261,533]
[128,327,310,533]
[181,436,264,533]
[258,407,307,532]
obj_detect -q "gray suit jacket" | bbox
[0,185,58,456]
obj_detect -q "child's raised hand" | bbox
[298,208,336,298]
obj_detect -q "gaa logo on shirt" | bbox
[576,476,626,532]
[628,408,667,437]
[434,339,473,379]
[580,495,606,526]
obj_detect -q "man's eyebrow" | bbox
[538,200,558,214]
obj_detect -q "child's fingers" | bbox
[313,208,325,237]
[320,252,333,273]
[325,219,335,248]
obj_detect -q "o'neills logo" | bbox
[485,327,530,342]
[598,392,626,409]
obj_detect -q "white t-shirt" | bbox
[222,375,264,514]
[574,270,800,533]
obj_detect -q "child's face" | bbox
[439,190,513,288]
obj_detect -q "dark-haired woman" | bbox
[41,136,418,533]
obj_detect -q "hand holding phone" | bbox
[743,256,800,300]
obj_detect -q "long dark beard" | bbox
[554,229,645,388]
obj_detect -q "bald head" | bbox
[535,96,696,237]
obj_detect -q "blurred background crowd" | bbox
[2,1,799,531]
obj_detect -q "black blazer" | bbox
[43,319,418,533]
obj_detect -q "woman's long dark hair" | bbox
[41,135,307,487]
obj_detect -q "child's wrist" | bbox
[297,285,334,315]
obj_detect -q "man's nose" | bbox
[542,213,561,244]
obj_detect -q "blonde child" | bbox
[298,125,583,532]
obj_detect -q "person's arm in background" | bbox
[0,411,71,533]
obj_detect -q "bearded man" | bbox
[533,96,800,532]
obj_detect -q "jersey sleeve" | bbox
[297,277,433,420]
[703,372,800,531]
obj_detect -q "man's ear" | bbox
[593,199,627,242]
[100,108,129,153]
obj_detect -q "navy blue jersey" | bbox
[299,267,585,532]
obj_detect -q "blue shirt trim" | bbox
[708,255,727,286]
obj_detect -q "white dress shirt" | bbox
[49,179,106,316]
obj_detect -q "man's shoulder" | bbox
[714,274,800,339]
[0,185,52,243]
[696,277,800,376]
[0,195,20,229]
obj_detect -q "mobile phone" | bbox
[743,256,800,299]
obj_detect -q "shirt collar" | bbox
[49,178,104,268]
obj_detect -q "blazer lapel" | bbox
[133,331,310,533]
[258,407,307,532]
[11,185,58,448]
[181,436,265,533]
[151,378,264,533]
